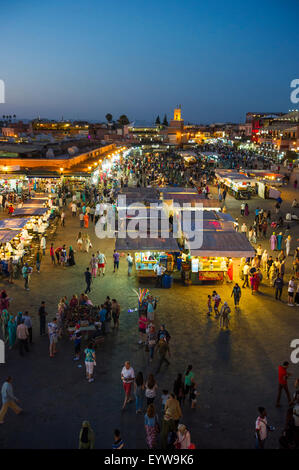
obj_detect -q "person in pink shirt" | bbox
[138,314,148,344]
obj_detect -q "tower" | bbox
[174,106,182,121]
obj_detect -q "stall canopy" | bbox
[23,199,46,207]
[0,218,30,230]
[12,207,48,216]
[115,236,179,252]
[0,230,18,244]
[189,231,255,258]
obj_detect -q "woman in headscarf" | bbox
[1,309,9,343]
[277,232,283,251]
[261,250,268,272]
[0,290,10,314]
[68,246,75,266]
[84,213,89,229]
[78,421,95,449]
[7,314,17,349]
[15,311,23,326]
[270,232,277,251]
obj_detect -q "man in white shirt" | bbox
[121,361,135,410]
[242,263,250,288]
[71,202,77,216]
[126,253,133,276]
[154,263,166,287]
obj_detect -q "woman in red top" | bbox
[8,205,14,215]
[138,314,148,345]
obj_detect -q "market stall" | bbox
[215,171,254,199]
[182,230,255,284]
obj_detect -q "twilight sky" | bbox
[1,0,298,124]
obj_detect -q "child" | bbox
[190,383,198,409]
[73,324,82,360]
[207,295,212,316]
[161,389,170,413]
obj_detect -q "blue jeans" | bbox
[149,346,155,359]
[136,395,143,412]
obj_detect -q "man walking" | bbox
[84,267,92,293]
[38,301,48,336]
[154,263,165,288]
[156,337,171,373]
[113,250,120,273]
[50,243,56,265]
[276,361,292,407]
[0,377,23,424]
[242,263,250,288]
[22,263,30,291]
[23,311,33,344]
[274,274,283,300]
[126,253,133,276]
[16,319,29,356]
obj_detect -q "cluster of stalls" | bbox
[0,194,58,278]
[215,169,285,200]
[115,186,255,286]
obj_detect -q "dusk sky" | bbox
[1,0,298,124]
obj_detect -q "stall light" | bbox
[60,168,64,173]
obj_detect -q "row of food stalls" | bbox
[215,169,285,200]
[114,187,255,285]
[0,194,58,276]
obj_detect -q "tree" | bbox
[162,114,168,126]
[155,115,160,125]
[13,114,16,121]
[117,114,130,126]
[105,113,113,123]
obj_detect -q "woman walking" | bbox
[145,374,158,406]
[90,254,98,278]
[78,421,95,449]
[173,373,185,406]
[286,235,292,257]
[231,283,241,307]
[84,342,96,383]
[7,315,17,349]
[270,232,277,251]
[68,246,75,266]
[144,404,159,449]
[244,203,249,216]
[84,213,89,229]
[134,371,145,414]
[184,365,195,404]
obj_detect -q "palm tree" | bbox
[13,114,16,121]
[117,114,130,126]
[105,113,113,123]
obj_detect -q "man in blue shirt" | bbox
[0,376,23,424]
[99,304,107,334]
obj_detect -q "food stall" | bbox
[182,230,255,284]
[215,171,254,199]
[115,236,180,281]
